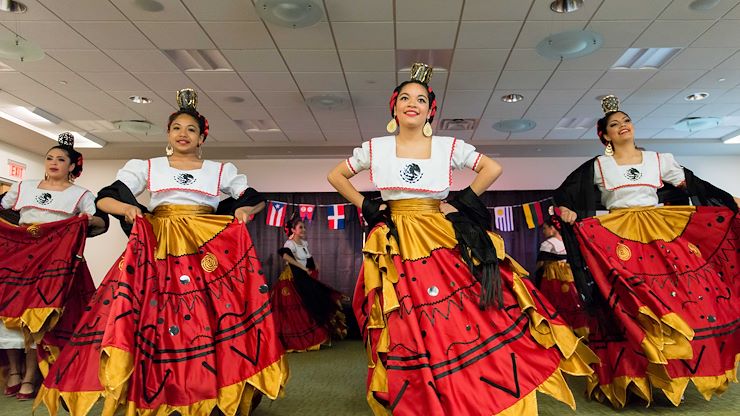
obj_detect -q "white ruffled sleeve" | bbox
[659,153,686,187]
[115,159,148,196]
[345,141,371,175]
[77,191,97,216]
[283,239,298,257]
[1,181,19,209]
[451,139,482,171]
[220,163,249,199]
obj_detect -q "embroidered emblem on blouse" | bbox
[399,163,423,184]
[624,167,642,181]
[35,192,53,205]
[174,173,197,185]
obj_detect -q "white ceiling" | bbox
[0,0,740,159]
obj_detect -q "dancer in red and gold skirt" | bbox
[0,133,107,400]
[328,63,597,416]
[554,95,740,408]
[34,90,288,416]
[535,217,594,339]
[271,215,346,351]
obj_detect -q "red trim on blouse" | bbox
[597,155,663,191]
[368,139,374,183]
[448,138,456,186]
[345,158,357,175]
[12,182,87,214]
[11,181,22,210]
[376,186,447,193]
[472,153,483,171]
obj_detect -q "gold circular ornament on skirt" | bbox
[281,287,290,296]
[616,243,632,261]
[561,283,570,293]
[26,224,41,238]
[687,242,702,258]
[118,258,125,271]
[201,253,218,273]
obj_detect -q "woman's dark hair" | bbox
[596,110,629,146]
[168,109,209,140]
[284,214,304,237]
[47,145,83,178]
[389,80,438,123]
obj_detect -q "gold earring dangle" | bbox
[604,142,614,156]
[197,146,203,160]
[422,121,433,137]
[386,117,398,134]
[165,144,174,156]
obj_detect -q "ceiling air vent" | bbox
[554,117,597,130]
[439,118,477,131]
[163,49,232,71]
[235,119,281,133]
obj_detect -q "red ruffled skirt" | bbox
[355,199,597,416]
[573,206,740,407]
[537,260,595,338]
[35,205,288,416]
[271,266,346,351]
[0,216,94,367]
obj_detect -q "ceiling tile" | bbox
[201,22,274,49]
[253,91,306,107]
[659,0,738,19]
[39,0,124,20]
[9,21,93,49]
[333,22,394,49]
[71,21,154,49]
[81,72,148,91]
[623,88,677,104]
[282,50,342,72]
[240,72,298,92]
[135,22,214,49]
[0,0,57,20]
[441,90,493,118]
[558,47,625,70]
[338,50,396,72]
[462,0,533,21]
[106,49,179,72]
[47,50,122,72]
[664,47,737,70]
[496,70,552,90]
[396,0,463,21]
[222,49,287,72]
[504,49,559,71]
[324,0,392,21]
[134,72,193,93]
[641,70,706,89]
[0,55,68,72]
[457,21,523,49]
[587,20,651,47]
[350,90,390,108]
[545,70,604,90]
[111,0,194,21]
[186,72,248,92]
[182,0,260,21]
[451,49,508,72]
[482,89,539,119]
[293,72,347,91]
[27,71,99,91]
[267,22,334,49]
[247,131,288,142]
[633,20,714,47]
[514,20,585,49]
[527,0,605,20]
[396,21,458,49]
[591,69,656,89]
[345,72,395,91]
[693,20,740,47]
[593,0,672,20]
[446,72,498,90]
[324,129,363,142]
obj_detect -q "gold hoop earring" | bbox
[604,142,614,156]
[197,145,203,160]
[165,144,174,157]
[422,121,433,137]
[386,117,397,134]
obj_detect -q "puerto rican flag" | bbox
[299,204,315,222]
[327,204,345,230]
[266,201,287,227]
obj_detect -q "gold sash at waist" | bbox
[597,206,695,243]
[152,204,214,217]
[146,205,229,259]
[388,198,440,214]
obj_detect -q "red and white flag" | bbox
[327,204,345,230]
[266,201,287,227]
[299,204,315,222]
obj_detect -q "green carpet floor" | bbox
[2,340,738,415]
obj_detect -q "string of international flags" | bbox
[264,197,555,231]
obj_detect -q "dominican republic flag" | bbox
[327,204,345,230]
[266,201,287,227]
[299,204,315,222]
[494,206,514,232]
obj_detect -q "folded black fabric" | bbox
[216,187,266,215]
[95,180,148,236]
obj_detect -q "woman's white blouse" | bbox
[1,179,96,224]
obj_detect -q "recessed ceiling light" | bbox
[718,78,726,83]
[493,119,537,133]
[113,120,154,134]
[58,80,68,85]
[612,48,680,69]
[129,95,152,104]
[501,93,524,103]
[0,34,44,62]
[685,92,709,101]
[723,130,740,144]
[689,0,721,11]
[134,0,164,12]
[550,0,582,13]
[0,1,27,13]
[536,30,603,60]
[255,0,323,29]
[306,94,348,111]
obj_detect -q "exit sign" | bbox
[8,160,25,180]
